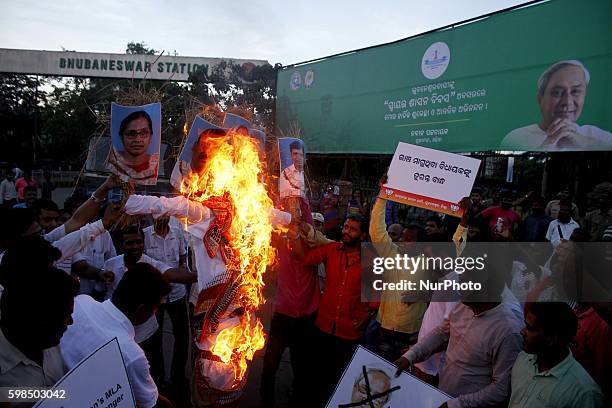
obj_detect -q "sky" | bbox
[0,0,530,66]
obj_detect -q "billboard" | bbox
[275,0,612,153]
[0,48,268,82]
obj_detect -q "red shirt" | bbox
[303,242,370,340]
[273,236,320,318]
[571,307,612,395]
[15,178,38,200]
[481,206,521,233]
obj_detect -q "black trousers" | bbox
[315,329,360,407]
[260,311,317,407]
[141,296,190,387]
[376,326,418,362]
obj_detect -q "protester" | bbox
[546,187,580,220]
[15,170,38,202]
[424,215,445,238]
[311,211,328,292]
[321,183,340,238]
[41,170,56,200]
[32,198,61,233]
[347,188,368,217]
[572,303,612,400]
[509,302,604,407]
[142,215,190,402]
[522,196,553,241]
[60,263,175,407]
[73,222,117,298]
[401,224,425,243]
[369,180,427,362]
[478,190,522,240]
[468,187,486,215]
[291,215,373,405]
[13,185,37,209]
[582,193,612,241]
[545,202,580,247]
[0,172,17,209]
[0,263,79,388]
[260,205,319,408]
[395,257,523,407]
[386,223,403,243]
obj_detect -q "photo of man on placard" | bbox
[278,138,306,199]
[107,102,162,185]
[501,60,612,151]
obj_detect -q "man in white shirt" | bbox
[501,60,612,151]
[0,173,17,208]
[546,202,580,247]
[279,140,306,198]
[103,225,195,301]
[74,230,117,297]
[61,263,174,408]
[142,216,190,398]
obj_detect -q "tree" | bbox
[126,41,157,55]
[0,74,46,167]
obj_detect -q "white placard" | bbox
[327,346,450,408]
[381,142,481,217]
[34,338,135,408]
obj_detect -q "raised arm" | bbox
[64,175,121,234]
[369,174,398,258]
[125,195,210,224]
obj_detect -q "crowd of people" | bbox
[0,166,610,408]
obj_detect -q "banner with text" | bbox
[381,142,480,216]
[276,0,612,153]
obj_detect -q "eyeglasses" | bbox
[123,128,151,139]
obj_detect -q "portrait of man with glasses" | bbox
[107,102,162,185]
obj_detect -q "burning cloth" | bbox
[125,132,291,406]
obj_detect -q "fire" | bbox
[181,129,275,384]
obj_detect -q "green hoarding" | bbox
[275,0,612,153]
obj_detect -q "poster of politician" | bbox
[278,138,306,198]
[326,346,450,408]
[107,102,162,185]
[170,116,225,190]
[501,59,612,151]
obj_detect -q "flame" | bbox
[181,130,275,384]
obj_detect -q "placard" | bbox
[381,142,480,217]
[34,338,135,408]
[326,346,450,408]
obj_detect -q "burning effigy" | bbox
[124,110,290,406]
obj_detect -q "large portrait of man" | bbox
[170,116,225,190]
[107,102,162,184]
[278,137,306,198]
[501,60,612,151]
